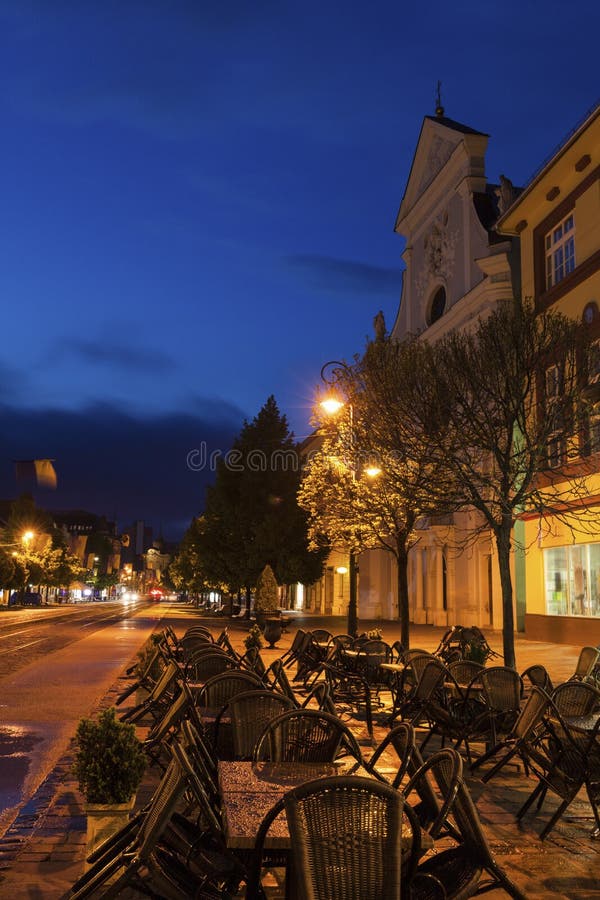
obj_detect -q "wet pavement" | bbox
[0,605,598,898]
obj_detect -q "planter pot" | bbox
[85,798,135,869]
[263,617,283,649]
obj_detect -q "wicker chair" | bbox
[218,689,295,760]
[451,666,522,766]
[119,659,182,725]
[447,659,485,688]
[570,646,600,681]
[68,754,208,900]
[248,775,421,900]
[195,669,264,708]
[520,664,553,697]
[389,657,448,728]
[413,749,527,899]
[516,694,593,839]
[471,685,550,781]
[253,708,363,764]
[365,722,417,788]
[551,680,600,717]
[184,648,239,683]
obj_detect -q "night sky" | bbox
[0,1,597,538]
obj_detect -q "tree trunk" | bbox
[244,585,252,620]
[495,520,516,668]
[396,545,410,649]
[348,549,358,638]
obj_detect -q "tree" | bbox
[254,564,279,616]
[402,299,593,667]
[198,396,328,614]
[300,339,459,648]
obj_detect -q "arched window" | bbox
[427,286,446,325]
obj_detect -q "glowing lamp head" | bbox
[320,396,344,415]
[364,465,382,478]
[335,566,348,575]
[22,530,34,544]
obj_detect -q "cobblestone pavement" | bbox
[0,608,598,898]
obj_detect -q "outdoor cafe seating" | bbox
[67,622,600,897]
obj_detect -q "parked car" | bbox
[9,592,42,607]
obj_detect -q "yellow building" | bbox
[499,101,600,644]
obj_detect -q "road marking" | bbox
[0,639,44,655]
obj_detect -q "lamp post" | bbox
[320,360,360,638]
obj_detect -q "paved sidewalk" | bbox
[0,611,598,898]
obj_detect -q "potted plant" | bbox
[244,623,264,651]
[254,564,280,629]
[73,707,147,862]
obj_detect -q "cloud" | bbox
[0,401,245,539]
[54,338,176,374]
[284,254,402,298]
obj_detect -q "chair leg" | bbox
[481,746,518,783]
[471,739,508,773]
[516,782,544,821]
[539,798,572,841]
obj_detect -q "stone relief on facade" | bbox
[414,212,458,299]
[418,135,455,194]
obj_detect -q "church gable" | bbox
[395,115,488,231]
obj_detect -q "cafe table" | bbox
[218,759,435,852]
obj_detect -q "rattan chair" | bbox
[517,694,600,839]
[551,679,600,717]
[218,689,295,760]
[196,669,264,708]
[253,708,363,764]
[450,666,522,766]
[520,664,553,697]
[389,656,448,727]
[413,749,527,899]
[570,646,600,681]
[185,648,239,683]
[68,755,202,900]
[365,721,418,789]
[248,775,421,900]
[471,685,550,781]
[120,659,182,725]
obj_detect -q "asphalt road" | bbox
[0,600,163,839]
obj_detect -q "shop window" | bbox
[544,543,600,617]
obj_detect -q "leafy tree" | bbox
[300,338,458,648]
[199,396,328,613]
[402,299,593,667]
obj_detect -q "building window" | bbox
[544,543,600,617]
[545,213,575,289]
[545,363,566,467]
[427,286,446,325]
[586,339,600,453]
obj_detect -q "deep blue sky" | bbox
[0,0,597,537]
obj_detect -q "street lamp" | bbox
[320,360,360,637]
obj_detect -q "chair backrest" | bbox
[185,650,238,682]
[551,680,600,716]
[365,722,417,789]
[520,664,553,695]
[404,748,463,840]
[197,669,264,708]
[412,657,447,701]
[480,666,523,712]
[572,646,600,680]
[310,629,333,644]
[447,659,485,687]
[265,658,299,705]
[284,775,408,900]
[404,652,435,686]
[226,689,295,760]
[183,625,214,639]
[136,756,189,862]
[239,646,267,678]
[510,685,550,741]
[253,708,362,764]
[180,634,215,661]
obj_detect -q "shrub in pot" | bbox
[254,564,279,628]
[73,707,147,861]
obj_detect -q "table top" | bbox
[218,760,434,856]
[563,712,600,734]
[219,760,365,849]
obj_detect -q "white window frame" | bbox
[545,213,575,289]
[545,363,566,468]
